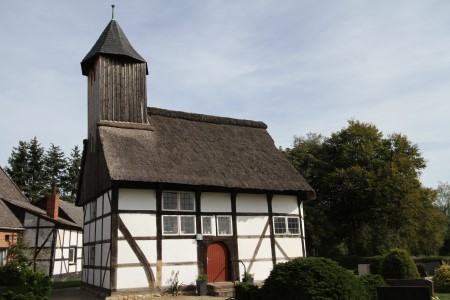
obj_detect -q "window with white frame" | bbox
[163,191,195,211]
[202,216,215,235]
[274,217,300,235]
[217,216,232,236]
[163,215,196,235]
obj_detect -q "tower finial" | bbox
[112,5,115,20]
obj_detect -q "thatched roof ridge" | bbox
[94,108,313,196]
[148,107,267,129]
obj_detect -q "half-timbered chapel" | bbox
[77,15,315,294]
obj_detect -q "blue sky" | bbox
[0,1,449,188]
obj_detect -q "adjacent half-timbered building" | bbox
[0,167,83,279]
[77,17,315,294]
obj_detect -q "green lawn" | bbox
[51,279,82,289]
[435,293,450,300]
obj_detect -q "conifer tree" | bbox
[63,145,81,203]
[26,137,46,202]
[44,143,67,195]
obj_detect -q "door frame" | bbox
[197,237,238,282]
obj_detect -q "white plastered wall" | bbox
[162,239,197,286]
[115,189,158,289]
[236,194,268,213]
[83,190,111,288]
[118,189,156,210]
[118,214,156,237]
[272,195,299,214]
[201,193,231,212]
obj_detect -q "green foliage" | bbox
[0,264,51,300]
[61,145,81,203]
[44,144,67,192]
[416,263,429,277]
[0,240,51,300]
[358,274,385,300]
[368,256,384,275]
[234,282,261,300]
[283,120,447,256]
[6,138,81,203]
[434,262,450,292]
[261,257,362,300]
[196,274,207,281]
[0,262,27,286]
[380,249,420,280]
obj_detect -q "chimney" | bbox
[47,185,60,219]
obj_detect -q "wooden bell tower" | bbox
[80,11,148,149]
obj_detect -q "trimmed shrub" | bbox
[359,274,386,300]
[434,261,450,292]
[380,249,420,280]
[261,257,362,300]
[234,282,261,300]
[367,256,384,275]
[416,263,429,277]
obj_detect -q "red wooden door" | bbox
[207,242,229,282]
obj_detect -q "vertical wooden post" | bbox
[267,193,276,266]
[156,187,162,287]
[110,187,119,291]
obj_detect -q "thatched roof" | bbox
[78,107,314,205]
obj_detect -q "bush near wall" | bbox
[0,262,51,300]
[234,282,261,300]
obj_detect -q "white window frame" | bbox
[162,191,195,212]
[217,215,233,236]
[162,215,196,236]
[274,216,300,235]
[201,216,215,235]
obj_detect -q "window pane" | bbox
[202,216,213,235]
[180,216,195,234]
[274,217,286,234]
[180,193,194,211]
[288,218,300,234]
[163,192,178,210]
[69,248,76,264]
[217,216,232,235]
[163,216,178,234]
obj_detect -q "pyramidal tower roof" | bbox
[81,19,148,75]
